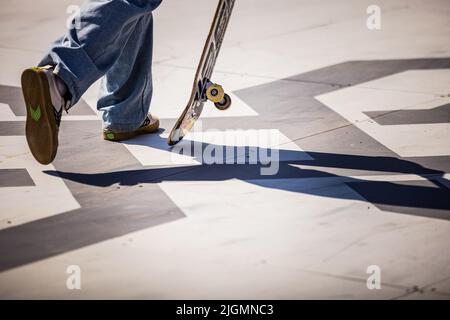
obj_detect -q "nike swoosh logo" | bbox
[30,105,41,122]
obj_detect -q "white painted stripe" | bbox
[315,70,450,157]
[123,128,312,167]
[150,66,260,119]
[0,103,16,120]
[256,171,448,184]
[1,115,100,121]
[0,136,80,230]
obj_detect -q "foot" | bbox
[21,66,68,165]
[103,114,160,141]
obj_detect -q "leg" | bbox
[98,12,155,133]
[39,0,162,108]
[23,0,162,164]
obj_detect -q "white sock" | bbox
[53,74,67,98]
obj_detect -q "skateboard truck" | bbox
[205,80,232,111]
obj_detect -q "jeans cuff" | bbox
[102,122,143,133]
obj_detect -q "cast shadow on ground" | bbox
[2,57,449,273]
[45,139,450,220]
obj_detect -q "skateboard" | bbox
[167,0,236,145]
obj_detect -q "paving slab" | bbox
[0,0,449,299]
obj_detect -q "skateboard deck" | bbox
[167,0,236,145]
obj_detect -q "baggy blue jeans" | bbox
[39,0,162,132]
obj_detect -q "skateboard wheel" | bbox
[214,94,232,111]
[206,84,225,103]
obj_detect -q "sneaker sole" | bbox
[21,68,58,165]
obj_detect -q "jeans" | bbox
[39,0,163,132]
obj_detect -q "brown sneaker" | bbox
[21,66,68,165]
[103,114,160,141]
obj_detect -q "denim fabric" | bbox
[39,0,162,132]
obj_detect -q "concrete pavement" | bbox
[0,0,449,299]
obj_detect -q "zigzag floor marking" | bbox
[0,136,80,230]
[315,70,450,157]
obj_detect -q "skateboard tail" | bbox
[169,129,182,146]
